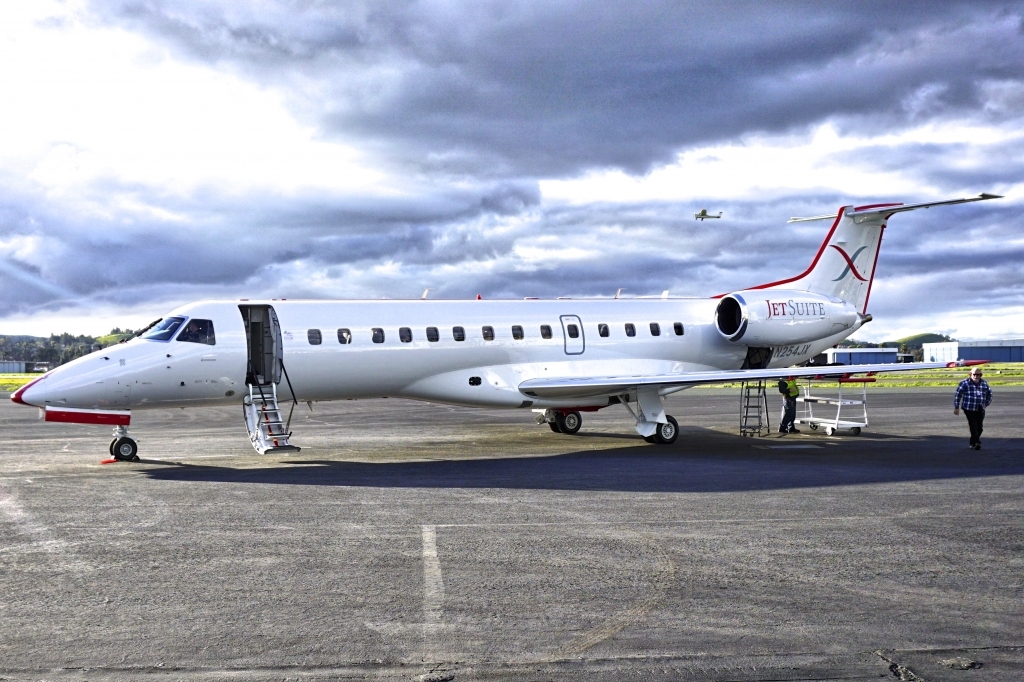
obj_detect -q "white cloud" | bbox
[0,1,388,203]
[540,121,1024,205]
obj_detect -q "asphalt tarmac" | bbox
[1,387,1021,681]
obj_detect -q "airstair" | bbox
[243,381,300,454]
[739,380,770,437]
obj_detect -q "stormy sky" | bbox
[1,0,1022,340]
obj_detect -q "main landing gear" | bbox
[537,403,679,444]
[538,409,583,435]
[108,425,139,462]
[642,415,679,445]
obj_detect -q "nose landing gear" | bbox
[108,426,139,462]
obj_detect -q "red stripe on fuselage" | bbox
[728,206,847,294]
[853,202,902,212]
[861,224,886,313]
[44,409,131,426]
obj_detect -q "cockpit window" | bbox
[142,316,185,342]
[176,319,216,345]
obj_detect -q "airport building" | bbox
[922,339,1024,363]
[825,347,900,365]
[0,360,28,373]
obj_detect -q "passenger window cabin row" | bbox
[306,322,684,345]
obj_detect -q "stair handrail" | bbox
[279,359,299,434]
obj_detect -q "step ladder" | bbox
[739,380,770,437]
[243,382,301,454]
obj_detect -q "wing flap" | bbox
[518,361,983,400]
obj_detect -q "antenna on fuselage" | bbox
[614,288,624,299]
[421,288,430,299]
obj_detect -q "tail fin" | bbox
[745,194,1001,313]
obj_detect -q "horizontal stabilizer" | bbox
[519,361,984,400]
[789,193,1001,223]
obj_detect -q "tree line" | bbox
[0,328,134,367]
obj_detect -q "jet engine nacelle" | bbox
[715,290,859,345]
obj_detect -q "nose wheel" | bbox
[107,426,139,462]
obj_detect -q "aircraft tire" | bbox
[109,438,117,456]
[558,411,582,435]
[655,416,679,445]
[549,421,562,433]
[643,435,658,443]
[113,437,139,462]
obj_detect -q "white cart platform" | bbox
[794,377,874,436]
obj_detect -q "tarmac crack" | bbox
[875,650,926,681]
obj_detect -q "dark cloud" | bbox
[93,1,1024,176]
[3,1,1021,336]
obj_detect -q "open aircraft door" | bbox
[239,304,283,387]
[560,315,585,355]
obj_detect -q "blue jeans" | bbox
[780,395,796,431]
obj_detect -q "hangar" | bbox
[922,339,1024,363]
[825,347,900,365]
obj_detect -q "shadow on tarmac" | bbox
[139,427,1024,493]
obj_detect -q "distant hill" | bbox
[889,333,954,350]
[95,332,134,346]
[839,333,954,361]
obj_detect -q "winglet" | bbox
[946,359,990,368]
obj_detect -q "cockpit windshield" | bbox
[176,319,216,345]
[141,316,186,341]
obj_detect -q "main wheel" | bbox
[809,423,819,431]
[655,415,679,444]
[548,421,562,433]
[824,426,835,436]
[644,435,658,443]
[113,437,139,461]
[850,427,861,436]
[109,438,117,456]
[558,411,582,435]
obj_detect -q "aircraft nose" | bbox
[11,374,48,407]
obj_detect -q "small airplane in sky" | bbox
[694,209,722,220]
[12,194,1000,461]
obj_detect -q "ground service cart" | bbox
[794,376,873,436]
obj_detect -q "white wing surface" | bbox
[518,361,979,400]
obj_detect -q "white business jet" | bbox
[13,194,1000,461]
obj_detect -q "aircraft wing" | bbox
[518,360,984,400]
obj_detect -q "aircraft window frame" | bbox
[482,326,495,341]
[625,323,636,337]
[598,323,609,338]
[674,322,684,336]
[426,327,440,342]
[399,327,413,343]
[176,318,216,346]
[307,329,322,345]
[372,328,385,343]
[566,323,579,339]
[540,325,552,340]
[453,326,466,342]
[338,328,352,344]
[511,325,524,340]
[650,322,661,337]
[142,316,185,342]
